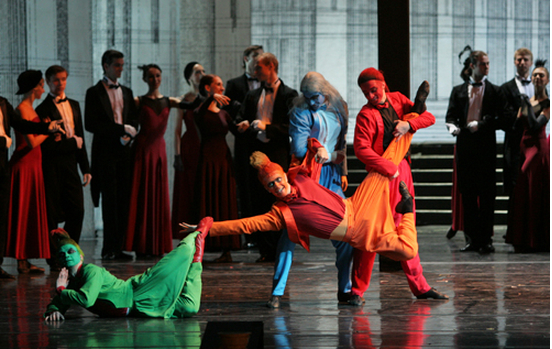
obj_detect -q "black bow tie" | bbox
[248,77,258,82]
[103,77,120,89]
[521,79,531,86]
[264,86,274,93]
[471,81,483,87]
[56,97,68,104]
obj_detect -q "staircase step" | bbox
[415,196,510,210]
[345,143,509,226]
[416,210,508,225]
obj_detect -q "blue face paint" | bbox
[303,91,325,111]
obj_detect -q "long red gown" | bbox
[125,97,172,256]
[171,108,200,238]
[194,107,240,251]
[505,99,550,252]
[5,103,50,259]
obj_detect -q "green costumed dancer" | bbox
[44,217,213,321]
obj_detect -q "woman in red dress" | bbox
[6,70,51,273]
[505,61,550,252]
[194,75,241,261]
[171,62,205,238]
[124,64,183,257]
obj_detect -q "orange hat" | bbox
[250,151,285,185]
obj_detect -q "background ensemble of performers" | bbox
[0,45,548,317]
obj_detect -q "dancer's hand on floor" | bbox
[45,311,65,322]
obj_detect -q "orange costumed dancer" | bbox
[182,130,419,262]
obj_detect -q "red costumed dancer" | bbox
[350,68,447,304]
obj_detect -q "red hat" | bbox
[250,151,285,185]
[357,67,385,86]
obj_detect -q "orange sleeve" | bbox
[210,207,285,237]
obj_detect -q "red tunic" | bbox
[354,91,435,176]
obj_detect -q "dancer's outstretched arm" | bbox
[181,207,285,238]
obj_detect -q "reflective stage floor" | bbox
[1,226,549,348]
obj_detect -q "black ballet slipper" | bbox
[395,181,414,214]
[411,80,430,114]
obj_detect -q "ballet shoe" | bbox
[337,291,352,304]
[266,295,281,309]
[411,80,430,114]
[192,217,213,263]
[416,288,448,299]
[348,295,365,306]
[395,181,414,214]
[446,227,457,239]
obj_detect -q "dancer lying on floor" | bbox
[181,132,418,261]
[44,221,212,321]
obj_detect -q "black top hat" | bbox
[16,70,43,95]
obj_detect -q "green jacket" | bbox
[45,264,134,317]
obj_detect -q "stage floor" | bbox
[1,225,549,348]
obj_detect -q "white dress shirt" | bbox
[256,79,281,143]
[51,93,75,138]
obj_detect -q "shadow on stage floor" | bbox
[1,226,549,348]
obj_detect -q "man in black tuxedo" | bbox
[36,65,91,247]
[85,50,138,260]
[226,45,264,104]
[225,45,264,243]
[0,96,63,278]
[500,48,534,196]
[445,51,508,254]
[236,52,298,262]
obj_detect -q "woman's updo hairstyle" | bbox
[138,64,162,80]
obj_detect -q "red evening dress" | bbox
[194,107,240,251]
[505,99,550,252]
[5,103,50,259]
[171,108,201,238]
[125,97,173,256]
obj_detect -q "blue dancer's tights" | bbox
[271,231,353,296]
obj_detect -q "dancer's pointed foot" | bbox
[192,217,213,263]
[266,295,281,309]
[412,80,430,114]
[416,287,448,299]
[395,181,414,214]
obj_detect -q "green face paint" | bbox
[58,244,82,268]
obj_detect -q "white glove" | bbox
[445,123,460,136]
[123,124,137,138]
[467,121,479,133]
